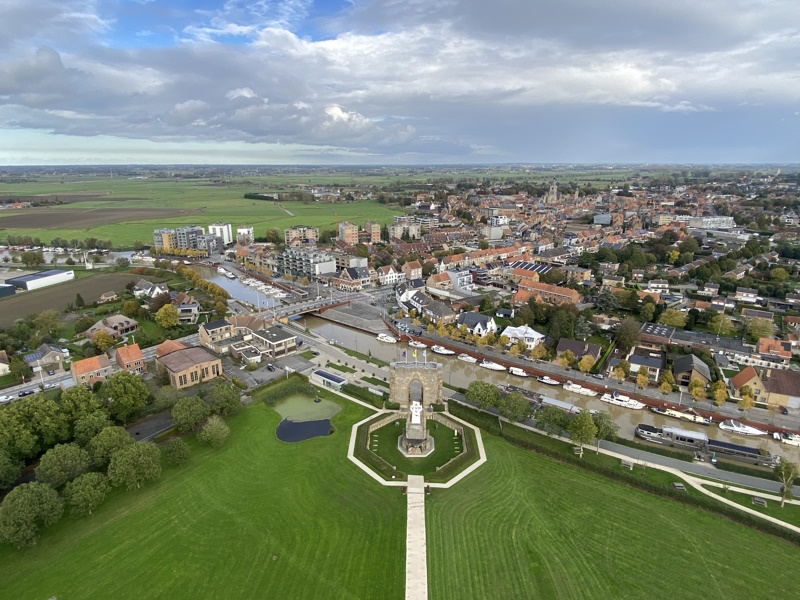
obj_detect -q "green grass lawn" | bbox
[361,376,389,388]
[299,350,316,360]
[326,362,356,373]
[370,418,462,476]
[426,434,800,600]
[699,486,800,528]
[0,372,17,389]
[0,401,406,599]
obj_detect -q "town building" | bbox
[672,354,711,386]
[284,225,319,246]
[84,315,139,340]
[236,226,254,245]
[115,343,146,375]
[208,223,233,246]
[456,312,497,337]
[5,270,75,291]
[275,246,337,279]
[338,221,359,245]
[171,292,200,325]
[176,225,205,250]
[153,228,177,251]
[156,346,222,390]
[364,220,381,243]
[70,355,114,388]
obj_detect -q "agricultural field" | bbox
[0,271,148,327]
[0,401,406,599]
[0,177,406,247]
[426,435,800,600]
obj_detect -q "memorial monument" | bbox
[389,351,443,457]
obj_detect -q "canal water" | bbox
[189,264,280,309]
[302,315,800,463]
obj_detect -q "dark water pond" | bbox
[276,418,333,442]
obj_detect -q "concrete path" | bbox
[405,475,428,600]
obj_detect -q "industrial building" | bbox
[5,270,75,291]
[0,284,14,298]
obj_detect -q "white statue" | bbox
[410,400,423,425]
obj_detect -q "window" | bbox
[191,371,198,382]
[179,374,187,386]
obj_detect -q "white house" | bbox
[377,265,405,286]
[500,325,545,350]
[456,312,498,337]
[132,279,169,299]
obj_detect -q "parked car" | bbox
[47,370,55,376]
[592,374,604,380]
[267,364,275,372]
[18,390,34,397]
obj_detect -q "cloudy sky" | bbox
[1,0,799,165]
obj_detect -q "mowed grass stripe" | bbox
[426,435,800,600]
[0,401,406,599]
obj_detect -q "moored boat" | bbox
[537,375,560,386]
[376,333,398,343]
[508,367,528,377]
[408,340,428,349]
[651,406,711,426]
[562,381,598,397]
[719,420,767,436]
[774,432,800,447]
[457,353,478,363]
[431,345,456,355]
[479,359,506,371]
[600,392,645,410]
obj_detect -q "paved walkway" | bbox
[405,475,428,600]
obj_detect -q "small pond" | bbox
[273,394,341,442]
[276,418,334,443]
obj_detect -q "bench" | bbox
[620,460,633,471]
[672,482,686,492]
[572,446,582,455]
[752,496,768,508]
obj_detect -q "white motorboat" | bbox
[479,359,506,371]
[408,340,428,349]
[719,420,767,436]
[600,392,646,410]
[508,367,528,377]
[651,406,711,426]
[562,381,598,397]
[774,432,800,447]
[217,266,227,274]
[537,376,560,386]
[431,345,456,355]
[376,333,398,344]
[457,353,478,363]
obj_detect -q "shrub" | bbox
[198,416,230,449]
[165,438,190,467]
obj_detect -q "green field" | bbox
[370,418,463,476]
[426,435,800,599]
[0,177,406,247]
[0,401,406,599]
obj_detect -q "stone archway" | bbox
[389,361,443,410]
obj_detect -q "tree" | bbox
[155,304,179,329]
[9,358,32,383]
[206,382,241,415]
[746,317,774,340]
[639,303,655,323]
[73,411,112,447]
[573,316,591,341]
[465,381,499,411]
[531,344,547,360]
[214,301,227,319]
[33,310,61,338]
[107,442,162,490]
[59,386,101,425]
[89,426,133,467]
[612,359,630,382]
[686,377,706,401]
[149,292,171,314]
[658,308,687,327]
[75,293,85,308]
[770,267,789,282]
[738,391,755,415]
[92,330,115,352]
[710,313,737,337]
[774,461,799,508]
[63,472,109,517]
[122,300,140,318]
[0,482,63,547]
[667,250,680,264]
[577,354,595,373]
[101,371,150,423]
[151,386,182,412]
[535,406,570,437]
[165,438,190,467]
[172,397,210,432]
[35,443,90,488]
[198,415,230,449]
[614,317,641,350]
[20,251,44,269]
[74,315,95,334]
[636,369,649,389]
[595,289,620,313]
[0,449,22,489]
[567,410,597,458]
[546,309,575,347]
[558,349,576,369]
[591,412,619,453]
[497,392,532,422]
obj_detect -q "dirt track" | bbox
[0,207,200,230]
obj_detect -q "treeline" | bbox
[0,378,240,547]
[5,235,113,250]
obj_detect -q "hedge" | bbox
[342,384,385,409]
[252,374,315,406]
[611,436,694,462]
[714,459,800,486]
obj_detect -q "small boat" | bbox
[225,272,237,279]
[217,267,228,274]
[774,432,800,447]
[431,345,456,355]
[376,333,398,343]
[508,367,528,377]
[719,420,767,436]
[651,406,711,426]
[562,381,598,397]
[480,359,506,371]
[600,392,645,410]
[537,376,560,386]
[457,353,478,363]
[408,340,428,349]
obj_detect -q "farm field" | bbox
[0,271,149,326]
[0,401,406,600]
[0,177,406,247]
[426,434,800,600]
